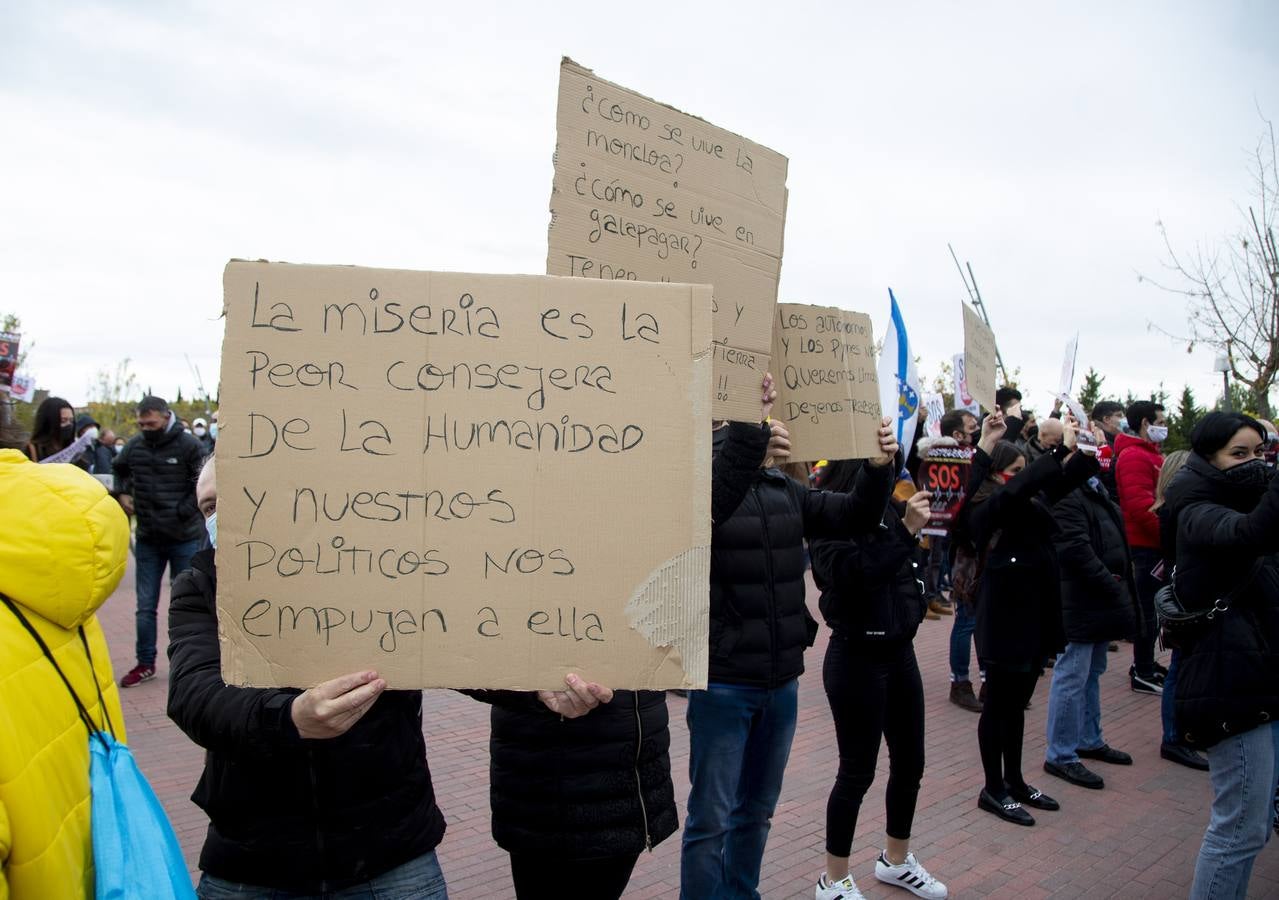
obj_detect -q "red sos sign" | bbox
[924,460,963,492]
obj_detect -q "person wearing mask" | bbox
[960,411,1096,825]
[169,457,610,898]
[23,395,77,463]
[0,429,130,898]
[681,375,897,900]
[1115,400,1168,695]
[112,395,207,687]
[810,462,947,900]
[1151,450,1209,772]
[1017,417,1064,465]
[925,409,983,712]
[1160,412,1279,898]
[75,414,116,478]
[192,416,215,454]
[1042,426,1139,791]
[1090,400,1125,496]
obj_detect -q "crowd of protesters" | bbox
[1,378,1277,900]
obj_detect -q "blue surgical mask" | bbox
[210,422,218,439]
[206,512,217,549]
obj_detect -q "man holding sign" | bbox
[682,374,899,900]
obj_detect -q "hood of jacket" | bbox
[0,449,129,628]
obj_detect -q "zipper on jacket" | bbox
[754,483,779,687]
[633,693,652,851]
[307,748,329,891]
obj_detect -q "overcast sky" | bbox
[3,0,1276,414]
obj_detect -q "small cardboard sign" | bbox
[919,447,975,537]
[961,304,997,412]
[769,303,881,462]
[548,58,789,422]
[217,261,712,691]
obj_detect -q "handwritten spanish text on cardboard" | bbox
[961,304,998,412]
[548,58,788,422]
[217,261,712,690]
[770,303,881,462]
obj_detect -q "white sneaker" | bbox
[816,872,868,900]
[874,851,948,899]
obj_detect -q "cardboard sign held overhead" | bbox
[218,261,712,691]
[770,303,881,462]
[548,58,789,422]
[961,304,997,412]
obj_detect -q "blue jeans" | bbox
[1192,722,1279,899]
[197,850,448,899]
[949,603,979,682]
[681,679,799,900]
[134,536,201,667]
[1161,648,1182,745]
[1045,641,1109,765]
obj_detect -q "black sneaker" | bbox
[1130,666,1164,695]
[1009,782,1061,810]
[1153,660,1169,678]
[1161,742,1210,771]
[1043,760,1104,789]
[978,788,1035,826]
[1077,744,1133,766]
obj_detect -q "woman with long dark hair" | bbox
[24,395,75,462]
[1160,412,1279,898]
[958,411,1096,826]
[810,459,947,899]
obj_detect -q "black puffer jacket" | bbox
[1162,454,1279,749]
[1054,480,1141,643]
[960,444,1097,669]
[113,416,206,542]
[710,422,894,686]
[811,503,927,642]
[167,551,446,890]
[474,689,676,858]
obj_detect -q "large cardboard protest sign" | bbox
[217,261,712,691]
[770,303,881,462]
[961,304,997,412]
[548,58,789,422]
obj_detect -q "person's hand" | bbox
[1091,424,1107,446]
[979,411,1006,453]
[764,421,791,467]
[760,373,777,422]
[537,674,613,718]
[291,670,386,740]
[1062,413,1080,450]
[903,491,932,535]
[118,493,134,516]
[867,417,898,467]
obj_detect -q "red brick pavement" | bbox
[96,559,1279,898]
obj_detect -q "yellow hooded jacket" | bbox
[0,449,129,899]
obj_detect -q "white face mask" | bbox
[83,427,100,443]
[210,422,218,439]
[1146,424,1169,444]
[194,426,207,437]
[205,512,217,549]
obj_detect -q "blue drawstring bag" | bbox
[2,594,195,900]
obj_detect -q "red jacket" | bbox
[1114,432,1163,549]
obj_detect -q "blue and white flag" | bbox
[877,288,921,464]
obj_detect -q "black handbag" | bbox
[1156,561,1262,650]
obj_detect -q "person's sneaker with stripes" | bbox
[874,851,948,898]
[815,872,867,900]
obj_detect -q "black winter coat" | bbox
[960,444,1097,669]
[1054,481,1141,643]
[114,417,206,542]
[1162,454,1279,749]
[710,422,894,687]
[811,503,927,642]
[472,689,676,858]
[167,551,446,891]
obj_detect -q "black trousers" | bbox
[509,852,639,900]
[977,665,1040,796]
[823,636,926,856]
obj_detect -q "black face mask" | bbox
[60,423,75,444]
[142,427,165,445]
[1223,458,1274,489]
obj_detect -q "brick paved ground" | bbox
[97,558,1279,899]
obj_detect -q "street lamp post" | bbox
[1214,353,1232,412]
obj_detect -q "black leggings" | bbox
[977,666,1040,796]
[823,636,926,856]
[509,852,639,900]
